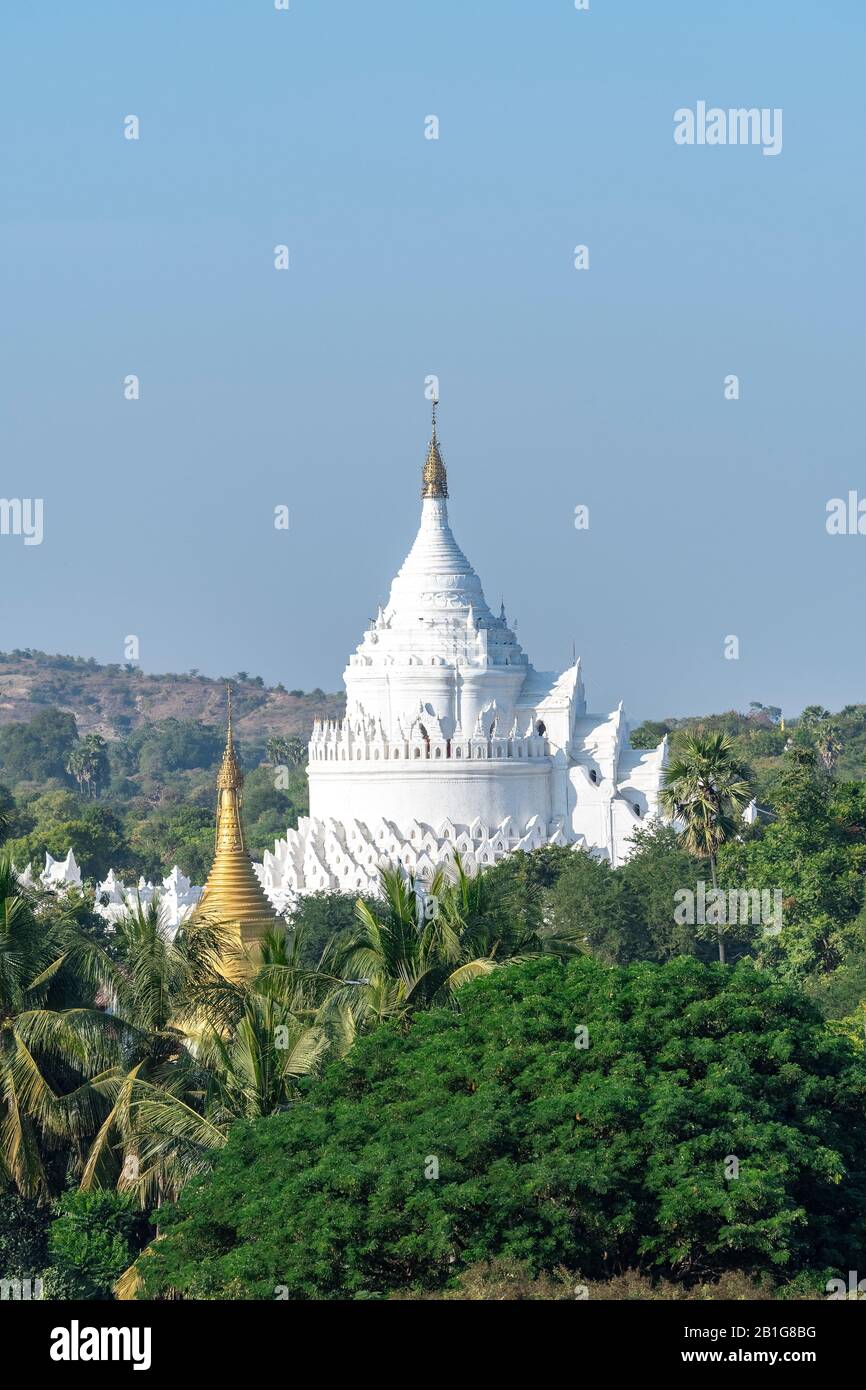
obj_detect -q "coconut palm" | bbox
[660,731,754,964]
[79,897,238,1206]
[87,918,333,1204]
[327,858,582,1030]
[193,926,335,1122]
[0,854,113,1198]
[191,992,328,1126]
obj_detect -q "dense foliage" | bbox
[139,956,866,1299]
[631,701,866,800]
[0,711,307,879]
[43,1191,152,1300]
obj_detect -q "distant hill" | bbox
[0,650,345,742]
[630,701,866,803]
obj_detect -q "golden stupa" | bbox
[194,687,279,978]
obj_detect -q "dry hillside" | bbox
[0,651,345,742]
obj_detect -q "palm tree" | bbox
[286,737,306,767]
[266,735,288,767]
[79,897,238,1206]
[660,731,754,964]
[192,992,328,1126]
[0,854,112,1197]
[84,915,332,1205]
[815,722,842,774]
[327,858,582,1030]
[113,930,333,1300]
[191,927,333,1124]
[65,734,108,798]
[266,735,306,769]
[65,744,89,796]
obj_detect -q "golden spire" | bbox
[195,685,279,978]
[421,396,448,498]
[216,684,242,795]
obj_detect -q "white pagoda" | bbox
[260,407,667,902]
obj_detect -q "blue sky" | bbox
[1,1,863,722]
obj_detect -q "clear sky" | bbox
[1,1,863,722]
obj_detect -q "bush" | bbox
[140,956,866,1300]
[44,1191,151,1301]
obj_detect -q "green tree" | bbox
[628,719,674,750]
[81,916,333,1209]
[129,719,223,783]
[800,706,831,730]
[138,956,866,1300]
[266,736,288,767]
[816,723,843,774]
[661,731,754,964]
[479,844,575,937]
[187,930,330,1128]
[0,783,13,845]
[239,765,302,859]
[44,1190,151,1299]
[0,708,78,786]
[286,889,374,970]
[128,806,214,883]
[618,821,715,961]
[9,805,131,882]
[0,1191,52,1277]
[719,752,866,983]
[545,847,636,963]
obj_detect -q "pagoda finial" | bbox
[422,395,448,499]
[217,684,242,791]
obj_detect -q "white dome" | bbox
[388,497,489,620]
[348,496,527,678]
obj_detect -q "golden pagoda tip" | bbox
[422,398,448,500]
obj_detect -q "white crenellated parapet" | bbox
[255,811,578,903]
[14,853,203,934]
[309,714,550,765]
[93,866,203,933]
[14,850,83,893]
[43,849,82,890]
